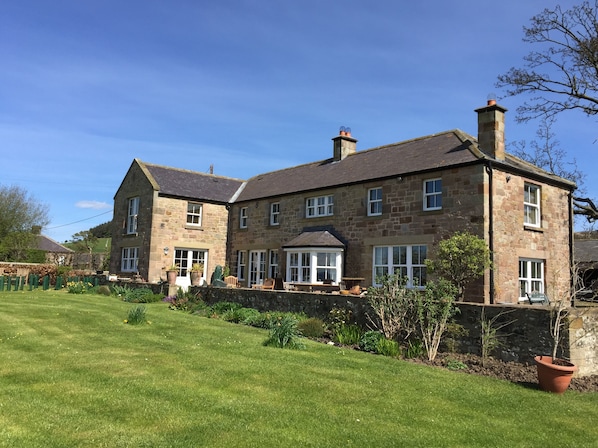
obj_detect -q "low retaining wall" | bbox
[194,286,598,377]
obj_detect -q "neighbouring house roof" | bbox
[37,235,73,253]
[282,230,346,249]
[575,239,598,264]
[235,129,575,202]
[137,159,245,204]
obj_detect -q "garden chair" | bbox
[526,291,549,305]
[224,275,239,288]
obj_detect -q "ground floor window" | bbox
[373,245,427,288]
[285,249,343,284]
[237,251,247,281]
[519,258,545,300]
[121,247,139,272]
[269,250,279,278]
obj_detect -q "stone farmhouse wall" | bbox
[490,170,572,304]
[110,162,230,283]
[228,163,571,305]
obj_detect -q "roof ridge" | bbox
[141,160,245,182]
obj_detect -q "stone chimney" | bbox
[475,99,507,161]
[332,126,357,161]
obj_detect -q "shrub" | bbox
[297,317,326,338]
[97,285,111,296]
[333,324,363,345]
[359,331,385,352]
[404,339,425,359]
[328,308,353,334]
[443,322,468,353]
[222,307,261,324]
[415,279,459,361]
[263,315,306,349]
[446,358,468,371]
[125,305,147,325]
[210,301,242,316]
[365,274,418,343]
[111,284,130,298]
[121,287,155,303]
[66,281,94,294]
[375,338,400,357]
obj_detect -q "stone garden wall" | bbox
[195,286,598,377]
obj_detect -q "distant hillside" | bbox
[64,237,111,254]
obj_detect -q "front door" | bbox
[249,250,266,286]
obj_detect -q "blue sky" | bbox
[2,0,596,243]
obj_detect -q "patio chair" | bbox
[526,291,549,305]
[262,278,275,290]
[224,275,239,288]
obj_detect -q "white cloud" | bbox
[76,200,111,210]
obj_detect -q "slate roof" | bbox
[575,240,598,263]
[140,160,245,204]
[236,129,575,202]
[37,235,73,253]
[282,230,346,248]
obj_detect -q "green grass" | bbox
[1,290,597,447]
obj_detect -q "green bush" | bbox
[221,307,261,324]
[405,339,424,359]
[359,331,385,352]
[375,338,400,357]
[125,305,147,325]
[297,317,326,338]
[333,324,363,345]
[263,315,305,349]
[210,301,242,316]
[97,285,111,296]
[66,281,94,294]
[122,287,155,303]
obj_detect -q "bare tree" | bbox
[497,1,598,122]
[497,1,598,222]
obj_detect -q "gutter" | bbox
[485,161,495,304]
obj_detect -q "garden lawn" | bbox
[0,290,597,447]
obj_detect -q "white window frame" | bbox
[237,251,247,281]
[519,258,545,301]
[270,202,280,226]
[368,187,383,216]
[240,207,248,229]
[524,183,541,228]
[186,202,203,226]
[285,249,343,284]
[423,179,442,211]
[373,245,427,288]
[173,249,207,278]
[121,247,139,272]
[269,250,279,278]
[306,195,334,218]
[126,197,139,234]
[249,250,267,286]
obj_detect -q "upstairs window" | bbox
[524,183,541,227]
[186,202,203,226]
[306,195,334,218]
[270,202,280,226]
[423,179,442,211]
[240,207,248,229]
[368,187,383,216]
[127,197,139,234]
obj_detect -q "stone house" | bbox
[110,100,575,302]
[110,159,244,286]
[227,100,575,303]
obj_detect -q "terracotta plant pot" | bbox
[167,270,177,286]
[534,355,577,394]
[190,271,201,286]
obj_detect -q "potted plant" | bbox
[189,263,204,286]
[166,264,179,285]
[534,295,577,394]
